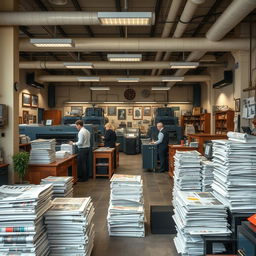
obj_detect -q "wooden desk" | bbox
[98,143,120,169]
[19,143,31,152]
[168,145,198,178]
[187,133,227,154]
[0,164,9,168]
[93,148,115,179]
[27,154,77,184]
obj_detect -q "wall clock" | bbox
[124,88,136,100]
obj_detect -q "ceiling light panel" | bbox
[98,12,154,26]
[63,62,93,69]
[107,54,142,62]
[170,62,199,69]
[77,77,100,82]
[30,38,73,48]
[161,77,184,82]
[90,87,110,91]
[151,87,170,91]
[117,78,140,82]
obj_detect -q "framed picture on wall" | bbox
[133,107,143,120]
[22,110,29,124]
[71,106,83,115]
[235,98,240,112]
[108,106,117,116]
[18,116,22,124]
[33,115,37,124]
[118,109,126,120]
[128,108,133,116]
[143,106,151,116]
[22,93,31,107]
[31,95,39,108]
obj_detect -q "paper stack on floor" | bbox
[173,151,201,196]
[0,184,53,256]
[55,150,70,159]
[212,132,256,213]
[201,160,214,192]
[29,139,56,164]
[41,176,73,198]
[107,174,145,237]
[45,197,95,256]
[173,191,230,256]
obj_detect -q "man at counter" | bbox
[70,120,91,182]
[152,122,169,173]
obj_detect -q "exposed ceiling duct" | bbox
[19,38,249,52]
[37,75,210,83]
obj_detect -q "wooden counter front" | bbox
[187,133,227,154]
[27,154,77,184]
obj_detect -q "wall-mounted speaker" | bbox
[48,85,55,108]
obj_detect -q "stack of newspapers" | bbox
[0,184,53,256]
[29,139,56,164]
[212,132,256,213]
[108,174,145,237]
[173,151,202,195]
[55,150,70,159]
[61,144,75,154]
[41,176,73,198]
[45,197,95,256]
[201,160,214,192]
[173,191,230,256]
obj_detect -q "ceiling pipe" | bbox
[0,12,100,26]
[37,75,210,83]
[151,0,184,76]
[19,61,226,69]
[157,0,205,76]
[19,37,249,52]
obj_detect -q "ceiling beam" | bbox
[115,0,125,38]
[150,0,163,37]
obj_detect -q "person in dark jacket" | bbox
[103,123,117,148]
[152,122,169,173]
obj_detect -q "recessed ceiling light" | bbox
[151,87,170,90]
[170,62,199,69]
[77,77,100,82]
[117,78,140,82]
[98,12,155,26]
[30,38,73,48]
[107,54,142,62]
[161,77,184,82]
[48,0,68,5]
[63,62,93,69]
[90,87,110,91]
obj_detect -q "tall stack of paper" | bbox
[45,197,95,256]
[41,176,73,198]
[107,174,145,237]
[0,184,53,256]
[201,160,214,192]
[55,150,70,159]
[212,134,256,213]
[61,144,75,154]
[173,151,202,195]
[173,191,230,256]
[29,139,56,164]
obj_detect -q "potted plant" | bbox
[12,152,30,184]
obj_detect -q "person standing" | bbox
[152,122,169,173]
[103,123,117,148]
[70,120,90,182]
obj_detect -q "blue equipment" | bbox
[141,139,157,170]
[62,116,81,125]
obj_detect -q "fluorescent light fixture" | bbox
[64,62,93,69]
[162,76,184,82]
[90,87,110,91]
[107,54,142,62]
[117,78,140,82]
[98,12,154,26]
[151,87,170,91]
[77,77,100,82]
[170,101,191,104]
[30,38,73,47]
[170,62,199,69]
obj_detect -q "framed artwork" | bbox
[71,106,83,115]
[133,106,143,120]
[22,93,31,107]
[118,109,126,120]
[18,116,22,124]
[31,95,39,108]
[235,98,240,112]
[22,110,29,124]
[33,115,37,124]
[108,106,117,116]
[128,108,133,116]
[143,106,151,116]
[46,119,53,126]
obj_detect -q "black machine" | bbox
[204,140,213,160]
[123,128,141,155]
[141,139,157,170]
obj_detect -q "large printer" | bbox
[149,107,182,144]
[19,124,100,177]
[141,138,158,171]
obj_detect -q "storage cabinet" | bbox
[181,113,211,133]
[215,110,234,134]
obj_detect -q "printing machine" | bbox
[62,115,81,125]
[123,128,141,155]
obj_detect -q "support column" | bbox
[0,0,19,183]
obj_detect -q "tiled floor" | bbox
[74,153,178,256]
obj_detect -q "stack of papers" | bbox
[61,144,75,155]
[212,138,256,213]
[227,131,256,143]
[55,150,70,159]
[41,176,73,198]
[201,160,214,192]
[45,197,95,256]
[108,174,145,237]
[173,151,202,195]
[173,191,230,256]
[29,139,56,164]
[0,184,53,256]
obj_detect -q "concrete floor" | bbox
[74,153,178,256]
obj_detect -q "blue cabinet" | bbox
[142,143,157,170]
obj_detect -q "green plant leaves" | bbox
[12,152,30,180]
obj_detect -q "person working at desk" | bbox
[103,123,117,148]
[70,120,90,182]
[152,122,169,173]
